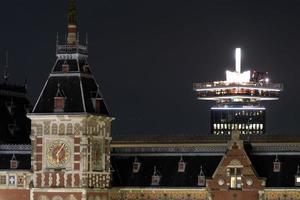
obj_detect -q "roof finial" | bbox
[67,0,78,45]
[4,50,9,82]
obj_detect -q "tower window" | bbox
[54,97,65,112]
[62,63,69,73]
[92,98,102,113]
[54,83,66,112]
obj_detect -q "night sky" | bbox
[0,0,299,136]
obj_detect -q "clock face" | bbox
[218,178,224,186]
[46,140,71,168]
[92,141,103,171]
[246,178,253,186]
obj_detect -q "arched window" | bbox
[67,123,73,134]
[59,124,65,135]
[52,124,58,135]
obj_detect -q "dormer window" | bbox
[54,83,66,112]
[54,97,65,112]
[10,154,18,169]
[5,100,15,115]
[62,61,69,73]
[92,98,102,113]
[273,155,281,172]
[92,85,103,113]
[197,165,205,186]
[83,64,90,73]
[151,166,161,186]
[178,156,186,173]
[132,157,141,173]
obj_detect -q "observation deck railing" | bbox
[56,44,88,55]
[193,81,283,91]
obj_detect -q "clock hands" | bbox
[56,143,65,163]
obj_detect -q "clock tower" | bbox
[28,1,113,200]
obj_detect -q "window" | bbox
[67,123,73,135]
[10,160,18,169]
[9,176,15,185]
[0,175,6,185]
[17,176,24,187]
[54,97,65,112]
[92,98,102,113]
[62,63,69,73]
[296,177,300,186]
[229,168,242,189]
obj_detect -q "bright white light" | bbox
[265,78,269,83]
[226,70,251,83]
[235,48,241,73]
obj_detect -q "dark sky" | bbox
[0,0,299,135]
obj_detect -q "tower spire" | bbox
[67,0,78,45]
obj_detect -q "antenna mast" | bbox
[4,51,9,82]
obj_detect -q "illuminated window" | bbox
[260,124,263,130]
[8,176,15,185]
[229,168,242,189]
[295,165,300,186]
[213,124,217,129]
[220,124,223,129]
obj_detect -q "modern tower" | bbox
[193,48,283,135]
[28,0,113,199]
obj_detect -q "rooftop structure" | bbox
[193,48,283,135]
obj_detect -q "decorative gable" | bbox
[206,131,266,200]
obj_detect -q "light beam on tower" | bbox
[235,48,241,73]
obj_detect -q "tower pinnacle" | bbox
[67,0,77,45]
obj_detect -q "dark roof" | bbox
[33,55,109,115]
[111,156,221,187]
[0,154,31,170]
[112,134,300,144]
[111,154,300,188]
[0,83,31,144]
